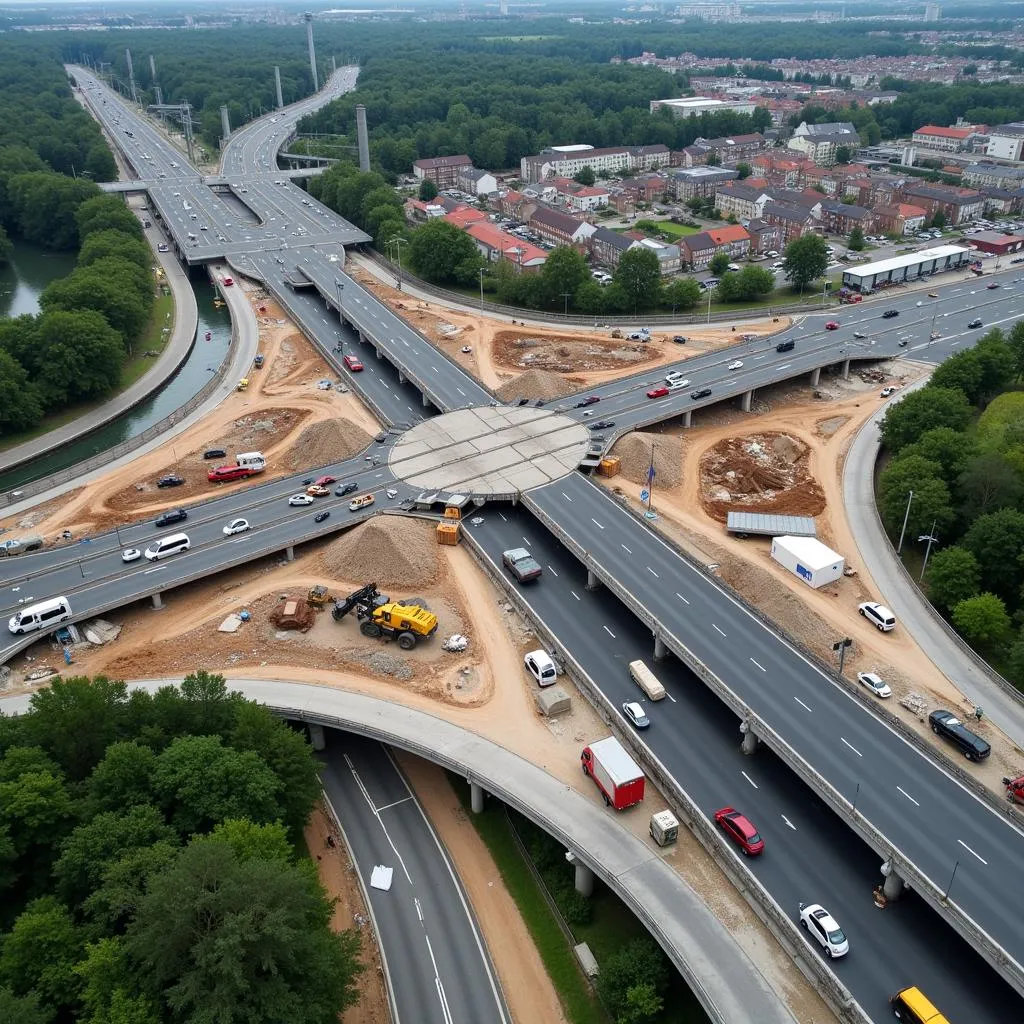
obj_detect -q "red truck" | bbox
[581,737,645,810]
[207,465,256,483]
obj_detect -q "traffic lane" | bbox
[527,476,1024,952]
[468,507,1020,1022]
[320,733,508,1024]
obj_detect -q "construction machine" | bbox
[332,583,438,650]
[1003,775,1024,804]
[306,585,333,610]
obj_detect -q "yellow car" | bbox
[236,378,249,391]
[305,484,330,497]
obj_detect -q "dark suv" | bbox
[157,474,184,488]
[776,340,795,353]
[690,388,713,400]
[928,709,990,761]
[155,509,188,528]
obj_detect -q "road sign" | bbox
[640,489,649,502]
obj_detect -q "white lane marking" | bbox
[958,839,988,865]
[781,815,796,830]
[897,786,919,807]
[713,623,726,636]
[498,513,507,522]
[741,770,758,789]
[547,566,558,577]
[841,737,862,757]
[592,518,605,529]
[456,387,466,396]
[750,658,766,672]
[570,590,581,601]
[621,544,632,554]
[343,752,413,884]
[561,491,573,502]
[794,696,813,713]
[675,592,690,604]
[143,566,165,574]
[666,692,677,703]
[376,796,415,813]
[522,536,532,546]
[603,625,616,638]
[647,566,659,577]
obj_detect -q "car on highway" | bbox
[157,243,169,252]
[524,649,558,687]
[928,292,939,297]
[853,331,866,339]
[314,510,331,523]
[882,309,899,318]
[825,321,839,330]
[157,474,184,488]
[647,386,670,399]
[502,547,542,583]
[223,277,233,286]
[621,701,650,730]
[575,395,600,408]
[155,509,188,528]
[306,485,330,497]
[589,420,615,430]
[713,807,764,856]
[335,482,359,497]
[691,387,712,400]
[222,518,250,536]
[857,671,892,698]
[314,475,337,486]
[288,493,315,506]
[987,282,1000,289]
[799,903,849,959]
[121,548,141,563]
[343,354,364,371]
[859,601,896,631]
[968,318,984,329]
[727,360,743,370]
[665,370,688,384]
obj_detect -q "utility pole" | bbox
[561,291,572,316]
[479,267,486,314]
[918,520,939,581]
[896,489,914,554]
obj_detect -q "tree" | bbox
[877,455,955,539]
[952,593,1012,651]
[835,144,852,165]
[963,508,1024,604]
[75,937,159,1024]
[930,209,946,230]
[718,264,775,301]
[41,267,148,346]
[879,387,972,452]
[125,836,363,1024]
[705,151,721,166]
[661,276,702,311]
[847,225,865,251]
[972,330,1016,400]
[1008,320,1024,381]
[417,179,438,202]
[900,426,976,484]
[75,196,144,242]
[408,219,481,284]
[956,454,1023,521]
[596,938,670,1023]
[708,251,731,277]
[928,349,984,404]
[614,247,662,313]
[924,546,981,611]
[7,172,99,250]
[78,230,151,273]
[0,350,43,435]
[0,985,53,1024]
[540,246,589,309]
[781,233,829,291]
[736,161,751,179]
[1007,635,1024,689]
[573,165,596,186]
[34,310,125,409]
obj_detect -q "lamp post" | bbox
[943,859,960,901]
[896,489,914,554]
[335,278,344,315]
[918,520,940,581]
[479,267,486,314]
[391,236,408,290]
[706,286,713,325]
[561,291,572,316]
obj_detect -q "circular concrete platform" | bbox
[389,405,593,496]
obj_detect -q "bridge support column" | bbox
[565,851,594,897]
[421,392,431,409]
[881,861,905,902]
[740,389,753,413]
[470,781,485,814]
[151,592,164,610]
[398,370,406,384]
[682,410,692,428]
[841,358,851,380]
[809,366,821,387]
[586,569,601,591]
[285,545,295,562]
[308,724,325,751]
[740,720,758,755]
[653,635,667,662]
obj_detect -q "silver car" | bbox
[857,671,891,698]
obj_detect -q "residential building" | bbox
[980,187,1024,216]
[618,174,670,203]
[668,166,739,201]
[412,154,473,189]
[465,222,547,271]
[679,231,717,269]
[590,226,636,269]
[673,133,767,167]
[910,125,976,153]
[715,182,772,219]
[496,190,537,223]
[444,207,488,230]
[403,198,446,224]
[457,166,499,196]
[762,203,816,244]
[681,224,750,268]
[751,153,811,188]
[856,173,911,208]
[817,199,874,235]
[962,163,1024,191]
[787,121,860,165]
[871,202,927,236]
[520,144,669,184]
[649,96,757,118]
[528,206,597,249]
[745,218,784,255]
[965,230,1024,256]
[900,182,985,225]
[561,185,611,212]
[985,123,1024,162]
[634,237,681,275]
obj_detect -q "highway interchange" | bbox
[9,64,1024,1022]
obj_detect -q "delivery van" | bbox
[628,659,666,701]
[8,596,72,635]
[890,986,949,1023]
[348,493,376,512]
[144,532,190,561]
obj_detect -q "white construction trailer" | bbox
[770,535,845,589]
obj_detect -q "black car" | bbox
[203,448,226,460]
[672,335,688,344]
[776,340,795,353]
[575,395,600,408]
[157,475,184,488]
[314,510,331,523]
[968,318,983,329]
[589,420,615,430]
[155,509,188,528]
[690,388,713,400]
[882,309,899,318]
[928,709,991,761]
[335,481,359,496]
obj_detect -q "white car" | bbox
[859,601,896,631]
[223,518,250,536]
[288,493,315,506]
[799,903,849,958]
[524,650,558,686]
[880,387,897,398]
[621,701,650,729]
[121,548,141,563]
[728,360,744,370]
[665,371,688,385]
[857,671,892,698]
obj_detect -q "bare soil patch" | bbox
[281,418,374,471]
[321,518,441,591]
[492,328,658,374]
[494,368,580,403]
[611,432,685,488]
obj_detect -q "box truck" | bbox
[770,535,844,589]
[581,737,645,810]
[235,452,266,472]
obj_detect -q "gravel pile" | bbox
[284,418,373,469]
[495,369,578,403]
[611,432,684,488]
[322,517,440,589]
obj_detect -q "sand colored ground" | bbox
[346,264,790,394]
[602,363,1024,792]
[0,283,381,543]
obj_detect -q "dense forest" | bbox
[0,672,361,1024]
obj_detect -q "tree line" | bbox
[0,672,361,1024]
[877,324,1024,683]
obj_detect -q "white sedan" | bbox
[728,360,744,370]
[121,548,141,563]
[857,671,892,698]
[799,903,849,958]
[523,649,557,686]
[288,493,315,507]
[223,518,250,536]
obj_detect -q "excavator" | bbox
[332,583,438,650]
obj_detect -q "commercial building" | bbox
[840,245,972,292]
[985,124,1024,163]
[910,125,977,153]
[966,230,1024,256]
[412,154,473,189]
[649,96,757,118]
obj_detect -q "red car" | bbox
[714,806,764,856]
[222,276,233,286]
[647,386,669,399]
[825,321,839,331]
[343,354,364,372]
[314,475,336,486]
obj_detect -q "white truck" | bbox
[235,451,266,472]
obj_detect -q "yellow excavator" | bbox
[331,583,437,650]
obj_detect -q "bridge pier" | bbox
[586,568,601,591]
[653,635,668,662]
[470,781,485,814]
[308,724,326,751]
[421,392,431,409]
[151,592,164,610]
[740,389,753,413]
[285,545,295,562]
[809,366,821,387]
[841,358,851,380]
[682,410,692,428]
[740,720,759,755]
[881,860,905,902]
[398,370,406,384]
[565,851,595,897]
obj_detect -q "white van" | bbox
[8,596,72,635]
[628,659,667,701]
[144,532,190,561]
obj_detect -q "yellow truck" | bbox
[236,378,249,392]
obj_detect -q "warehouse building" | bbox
[965,230,1024,256]
[840,245,972,292]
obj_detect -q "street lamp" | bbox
[706,286,713,325]
[390,237,408,290]
[896,490,914,554]
[335,278,344,315]
[918,520,940,581]
[561,291,572,316]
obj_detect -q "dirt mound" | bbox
[321,517,440,590]
[700,432,826,523]
[492,329,658,375]
[611,432,684,488]
[268,596,315,632]
[495,369,578,403]
[283,418,373,470]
